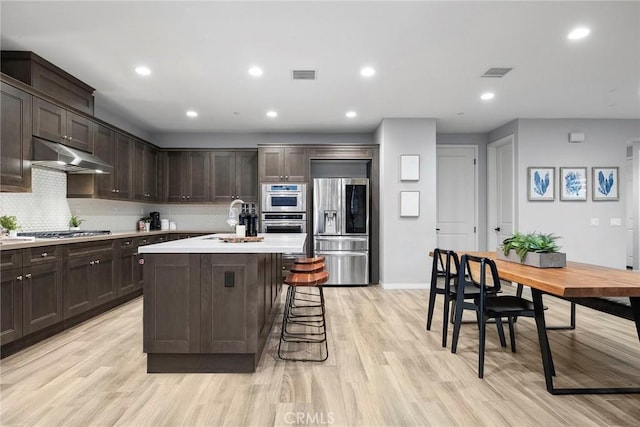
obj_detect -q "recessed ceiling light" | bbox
[135,66,151,76]
[480,92,495,101]
[266,110,278,118]
[568,27,590,40]
[346,111,357,118]
[360,67,376,77]
[248,66,263,77]
[186,110,198,118]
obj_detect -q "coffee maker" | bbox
[149,212,161,230]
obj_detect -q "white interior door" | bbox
[436,146,477,250]
[488,136,514,250]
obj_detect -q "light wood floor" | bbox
[1,285,640,426]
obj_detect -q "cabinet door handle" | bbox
[25,273,32,279]
[125,241,131,245]
[116,189,120,193]
[285,176,289,180]
[280,176,283,180]
[41,252,48,257]
[186,195,190,199]
[16,275,23,281]
[90,261,95,265]
[95,259,100,264]
[68,137,73,141]
[112,189,117,193]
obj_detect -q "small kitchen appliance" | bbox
[149,212,161,230]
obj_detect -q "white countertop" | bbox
[138,233,307,254]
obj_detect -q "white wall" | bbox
[516,119,640,268]
[376,118,437,289]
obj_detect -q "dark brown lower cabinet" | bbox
[1,268,23,345]
[143,252,282,372]
[63,243,116,318]
[23,261,64,334]
[118,238,140,296]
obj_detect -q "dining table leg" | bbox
[531,288,556,393]
[631,297,640,341]
[532,289,640,395]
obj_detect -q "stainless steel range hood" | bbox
[32,137,113,174]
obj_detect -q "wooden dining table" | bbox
[457,252,640,395]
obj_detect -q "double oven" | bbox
[261,183,307,245]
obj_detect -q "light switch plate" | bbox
[590,218,599,226]
[609,218,622,227]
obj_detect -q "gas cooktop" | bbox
[18,230,112,239]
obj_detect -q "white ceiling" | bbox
[1,1,639,135]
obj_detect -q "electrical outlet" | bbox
[590,218,599,226]
[610,218,621,227]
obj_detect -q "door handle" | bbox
[494,227,501,232]
[435,228,440,231]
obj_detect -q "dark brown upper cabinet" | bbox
[134,142,159,202]
[1,82,32,192]
[33,97,94,153]
[1,51,95,114]
[211,150,258,203]
[258,146,307,182]
[163,151,211,203]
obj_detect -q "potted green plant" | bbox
[69,215,84,230]
[0,215,20,238]
[498,232,566,268]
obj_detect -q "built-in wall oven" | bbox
[261,183,306,212]
[261,183,308,270]
[261,213,307,234]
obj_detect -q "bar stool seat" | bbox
[278,258,329,362]
[294,256,325,265]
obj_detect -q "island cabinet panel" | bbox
[200,255,257,353]
[1,268,23,345]
[143,254,201,353]
[142,251,284,373]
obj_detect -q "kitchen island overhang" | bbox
[139,233,306,373]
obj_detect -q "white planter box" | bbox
[497,248,566,268]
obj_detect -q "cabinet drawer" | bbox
[65,241,114,259]
[119,238,139,256]
[22,246,62,266]
[1,250,22,270]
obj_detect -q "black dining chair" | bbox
[427,249,507,348]
[451,254,536,378]
[426,249,459,347]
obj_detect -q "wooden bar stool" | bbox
[278,259,329,362]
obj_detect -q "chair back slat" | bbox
[431,248,459,293]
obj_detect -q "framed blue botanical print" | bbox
[592,167,619,201]
[527,167,555,201]
[560,167,587,201]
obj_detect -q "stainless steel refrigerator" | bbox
[313,178,369,285]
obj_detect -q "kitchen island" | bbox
[138,233,306,373]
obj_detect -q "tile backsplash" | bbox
[1,168,236,232]
[0,168,72,231]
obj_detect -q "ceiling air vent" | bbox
[291,69,317,80]
[481,67,513,78]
